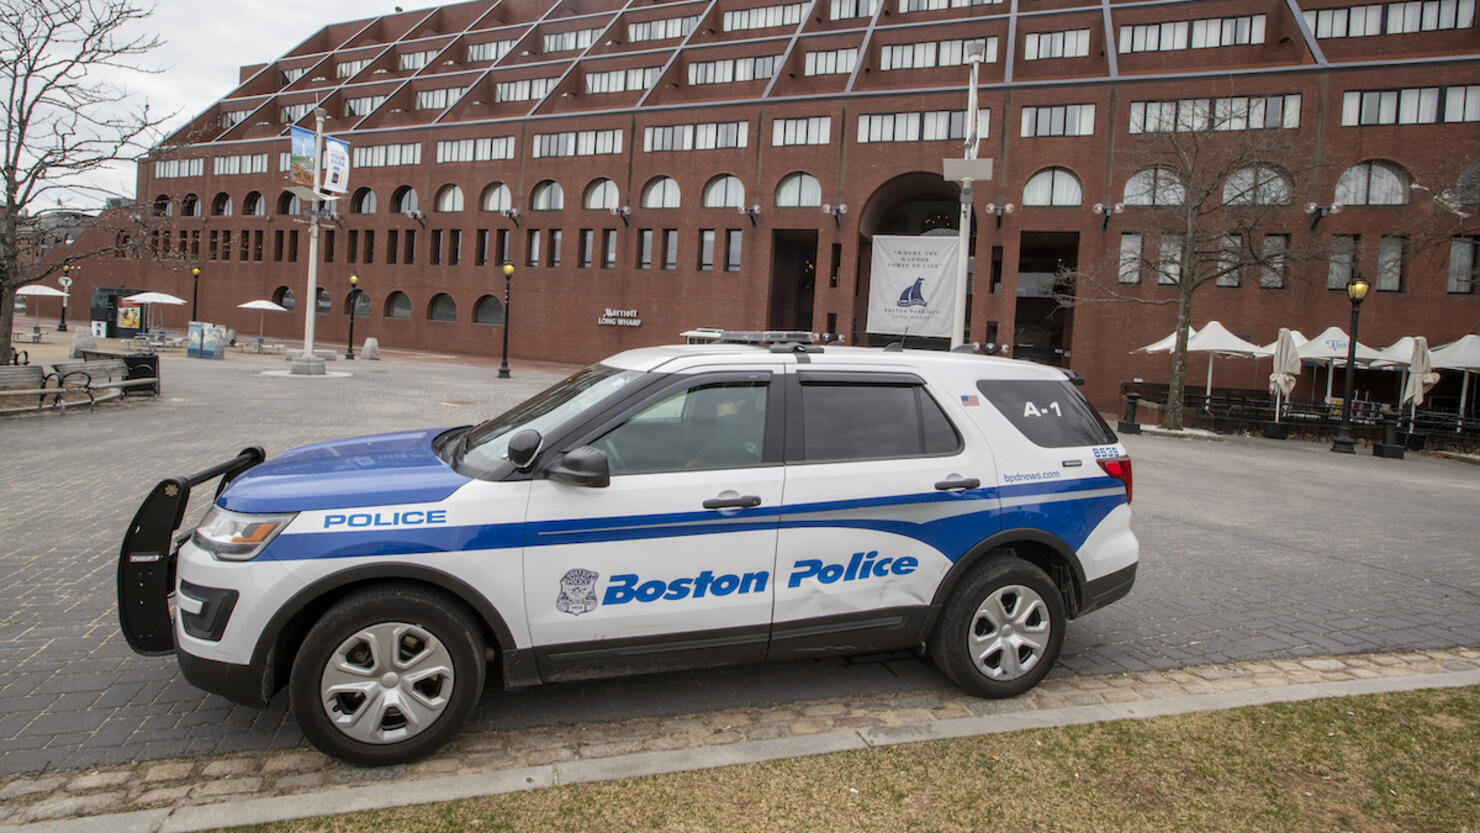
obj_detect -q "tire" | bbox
[929,553,1066,698]
[289,585,486,766]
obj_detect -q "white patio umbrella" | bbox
[1401,337,1438,424]
[237,299,289,341]
[1431,334,1480,429]
[1298,325,1386,403]
[122,291,187,332]
[1182,321,1266,397]
[1132,324,1197,354]
[16,284,66,297]
[1268,328,1300,422]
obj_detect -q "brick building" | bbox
[58,0,1480,410]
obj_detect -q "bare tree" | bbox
[1058,99,1320,430]
[1,0,167,357]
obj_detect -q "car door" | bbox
[770,369,1000,658]
[523,367,785,681]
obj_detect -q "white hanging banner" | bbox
[322,136,351,194]
[866,235,960,339]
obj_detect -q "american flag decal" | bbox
[960,394,979,406]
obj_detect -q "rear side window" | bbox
[977,379,1115,448]
[798,383,960,462]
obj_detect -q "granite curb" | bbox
[3,648,1475,832]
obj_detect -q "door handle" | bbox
[934,477,980,491]
[702,495,762,509]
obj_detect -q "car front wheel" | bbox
[930,553,1066,698]
[289,585,485,765]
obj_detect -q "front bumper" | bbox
[178,647,275,708]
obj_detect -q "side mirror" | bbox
[506,429,542,471]
[546,445,610,488]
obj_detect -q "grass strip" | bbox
[224,686,1480,833]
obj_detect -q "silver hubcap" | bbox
[320,622,454,745]
[967,584,1050,681]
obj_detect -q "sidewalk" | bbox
[3,648,1475,831]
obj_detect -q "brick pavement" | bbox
[1,342,1478,778]
[1,649,1474,826]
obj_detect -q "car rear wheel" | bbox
[930,553,1065,698]
[289,585,485,765]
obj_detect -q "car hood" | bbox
[217,428,469,513]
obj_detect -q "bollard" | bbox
[1117,393,1142,435]
[1373,411,1405,459]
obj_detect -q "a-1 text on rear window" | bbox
[976,379,1116,448]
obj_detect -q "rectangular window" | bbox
[495,229,508,265]
[430,230,443,265]
[337,57,371,78]
[348,230,359,264]
[1024,29,1092,60]
[602,229,617,268]
[1129,95,1300,133]
[628,15,699,42]
[279,102,313,123]
[1313,0,1479,35]
[351,143,422,168]
[415,87,466,111]
[1328,235,1359,288]
[1020,104,1096,137]
[662,229,678,270]
[281,66,308,85]
[548,229,562,268]
[323,229,334,264]
[579,229,595,268]
[804,48,859,76]
[688,56,778,86]
[466,40,515,62]
[772,116,831,146]
[363,230,374,263]
[799,382,962,461]
[209,230,219,261]
[495,77,557,102]
[857,110,990,143]
[527,229,541,267]
[221,230,231,262]
[1261,235,1289,288]
[1448,237,1478,293]
[399,50,437,71]
[435,137,516,163]
[152,158,204,178]
[531,129,624,157]
[344,96,386,118]
[1159,234,1182,284]
[212,154,268,176]
[899,0,1004,11]
[404,229,416,265]
[643,121,748,152]
[1118,233,1142,284]
[543,27,601,53]
[585,67,660,94]
[722,2,807,31]
[829,0,878,20]
[273,229,284,262]
[880,37,997,70]
[1119,15,1266,52]
[387,229,399,265]
[1216,235,1243,287]
[699,229,715,271]
[638,229,654,269]
[449,229,462,266]
[1442,84,1480,122]
[726,229,743,271]
[1341,87,1448,125]
[475,229,489,266]
[1377,235,1406,291]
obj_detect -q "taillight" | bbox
[1097,457,1133,504]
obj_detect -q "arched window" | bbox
[244,191,264,216]
[584,178,619,210]
[345,289,370,316]
[315,288,331,315]
[1224,166,1292,206]
[473,294,505,325]
[1335,160,1410,205]
[775,172,821,207]
[273,286,295,311]
[428,293,458,322]
[703,175,744,208]
[211,193,233,216]
[1022,167,1083,206]
[391,185,419,214]
[1458,163,1480,206]
[531,180,564,210]
[434,184,464,213]
[351,187,377,214]
[1123,167,1184,206]
[152,195,172,217]
[278,191,302,215]
[384,291,411,319]
[481,182,512,212]
[641,176,681,209]
[181,194,201,217]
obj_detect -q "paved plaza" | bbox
[1,343,1477,779]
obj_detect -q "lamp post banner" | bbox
[866,235,959,339]
[287,125,316,190]
[322,136,351,194]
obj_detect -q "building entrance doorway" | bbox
[769,230,818,331]
[1014,232,1078,366]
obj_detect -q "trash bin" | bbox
[123,352,159,396]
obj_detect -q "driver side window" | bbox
[594,382,768,474]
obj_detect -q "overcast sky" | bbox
[65,0,404,208]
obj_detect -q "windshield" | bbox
[458,363,645,471]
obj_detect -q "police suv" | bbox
[119,333,1137,765]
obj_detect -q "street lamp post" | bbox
[346,274,359,359]
[190,266,201,321]
[58,265,72,332]
[941,40,992,350]
[1330,275,1371,454]
[498,262,514,379]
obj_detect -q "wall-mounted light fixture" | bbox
[1305,201,1343,229]
[610,205,631,226]
[821,203,847,228]
[404,208,426,228]
[503,207,521,227]
[985,202,1013,228]
[739,204,761,226]
[1092,202,1125,230]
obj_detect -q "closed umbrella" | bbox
[1401,337,1438,424]
[1268,328,1300,422]
[237,299,289,344]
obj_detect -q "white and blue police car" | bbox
[119,333,1137,765]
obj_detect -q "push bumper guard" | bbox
[117,447,265,655]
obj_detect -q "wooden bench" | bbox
[50,358,160,411]
[11,327,47,344]
[0,364,63,415]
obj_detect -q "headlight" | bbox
[191,506,296,561]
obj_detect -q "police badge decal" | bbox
[556,568,600,616]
